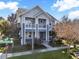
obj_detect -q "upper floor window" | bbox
[26,32,32,38]
[49,23,51,25]
[38,18,46,24]
[38,18,46,28]
[25,17,35,27]
[25,17,35,23]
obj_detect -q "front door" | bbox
[40,32,46,42]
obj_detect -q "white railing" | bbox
[25,24,46,29]
[26,24,35,28]
[39,24,46,28]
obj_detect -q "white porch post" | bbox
[32,20,34,53]
[20,16,26,45]
[20,18,24,45]
[24,23,26,45]
[20,28,23,45]
[46,25,48,43]
[48,30,49,42]
[22,23,25,45]
[20,16,23,45]
[35,18,37,38]
[46,25,49,43]
[35,24,37,38]
[35,18,39,39]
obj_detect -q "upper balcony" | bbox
[38,18,46,28]
[39,24,46,28]
[25,17,35,29]
[25,24,46,29]
[25,24,36,30]
[25,17,47,29]
[26,24,35,28]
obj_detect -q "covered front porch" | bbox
[25,31,49,44]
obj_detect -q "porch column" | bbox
[20,24,24,45]
[24,23,26,45]
[20,16,24,45]
[35,18,39,39]
[20,16,26,45]
[46,25,49,43]
[48,31,49,42]
[21,23,26,45]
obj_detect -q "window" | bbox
[26,32,32,38]
[39,19,46,24]
[25,17,34,20]
[38,18,46,28]
[25,17,35,27]
[41,20,42,23]
[29,32,31,37]
[25,17,35,23]
[49,23,51,25]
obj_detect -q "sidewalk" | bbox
[42,43,53,48]
[7,46,69,58]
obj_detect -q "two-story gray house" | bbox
[16,6,56,45]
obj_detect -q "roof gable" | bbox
[20,6,42,16]
[19,6,57,21]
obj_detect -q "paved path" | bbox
[42,43,53,48]
[7,46,69,58]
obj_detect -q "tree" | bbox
[8,23,19,39]
[54,17,79,45]
[0,20,19,39]
[7,13,19,39]
[0,20,10,36]
[7,13,16,23]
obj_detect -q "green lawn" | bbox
[8,49,72,59]
[7,44,46,53]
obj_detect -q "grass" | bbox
[7,44,46,53]
[8,49,72,59]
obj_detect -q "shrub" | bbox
[49,39,63,47]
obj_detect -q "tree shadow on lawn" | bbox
[7,44,46,53]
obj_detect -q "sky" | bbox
[0,0,79,20]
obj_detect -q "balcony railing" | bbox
[26,24,35,28]
[25,24,46,28]
[39,24,46,28]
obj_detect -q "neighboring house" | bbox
[16,6,57,45]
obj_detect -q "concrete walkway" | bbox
[42,43,53,48]
[7,46,69,58]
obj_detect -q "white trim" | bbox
[19,6,56,21]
